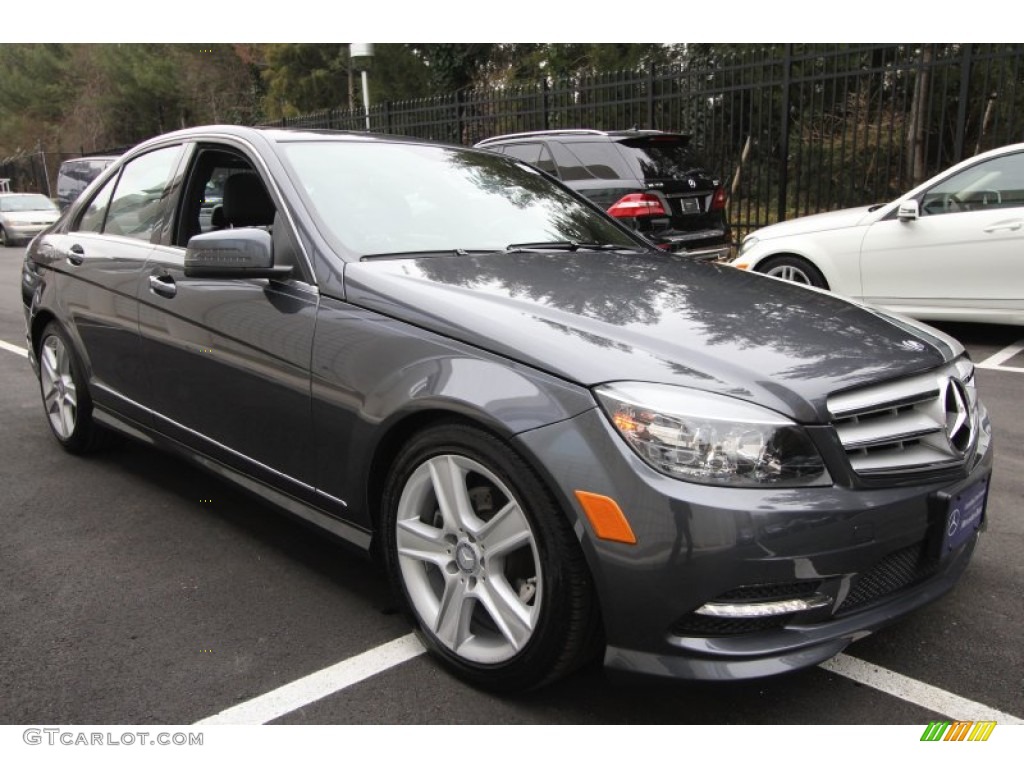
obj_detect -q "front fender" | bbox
[310,296,595,530]
[739,226,869,296]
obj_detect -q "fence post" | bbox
[542,78,550,131]
[384,101,392,135]
[454,90,464,144]
[954,44,974,163]
[646,62,655,130]
[38,142,52,198]
[776,43,793,224]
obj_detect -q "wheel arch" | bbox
[362,403,587,561]
[754,250,835,289]
[29,308,59,357]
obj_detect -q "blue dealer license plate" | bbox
[940,477,988,558]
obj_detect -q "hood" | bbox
[343,251,956,423]
[2,210,60,225]
[753,205,881,240]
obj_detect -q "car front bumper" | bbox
[515,405,994,681]
[3,222,54,243]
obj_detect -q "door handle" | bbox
[148,274,177,298]
[67,243,85,266]
[983,221,1022,233]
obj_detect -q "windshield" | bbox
[279,141,639,256]
[617,137,707,179]
[0,194,58,213]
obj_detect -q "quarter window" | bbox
[561,142,626,180]
[497,143,558,177]
[547,142,593,181]
[75,174,118,233]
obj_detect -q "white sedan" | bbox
[730,143,1024,326]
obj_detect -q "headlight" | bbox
[739,235,759,255]
[596,382,831,487]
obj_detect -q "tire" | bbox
[0,225,9,247]
[382,423,601,692]
[757,255,829,289]
[37,321,109,454]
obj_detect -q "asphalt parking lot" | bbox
[1,246,1021,726]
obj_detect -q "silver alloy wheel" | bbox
[40,334,78,440]
[0,227,7,247]
[395,454,543,664]
[765,263,814,284]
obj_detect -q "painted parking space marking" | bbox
[822,654,1024,724]
[0,339,27,358]
[194,633,426,725]
[976,339,1024,372]
[192,634,1023,725]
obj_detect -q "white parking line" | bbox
[0,339,27,358]
[192,634,1023,725]
[194,633,426,725]
[822,654,1024,724]
[977,339,1024,372]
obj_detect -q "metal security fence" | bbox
[0,148,60,198]
[262,44,1024,240]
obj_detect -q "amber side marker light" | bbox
[574,491,638,545]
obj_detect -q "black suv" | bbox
[475,129,731,260]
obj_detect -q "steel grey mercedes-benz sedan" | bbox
[21,125,993,691]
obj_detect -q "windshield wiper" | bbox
[360,248,486,261]
[505,241,642,253]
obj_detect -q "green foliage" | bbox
[262,44,431,117]
[0,44,261,156]
[498,43,683,81]
[264,44,350,116]
[0,44,74,154]
[410,44,496,91]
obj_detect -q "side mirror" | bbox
[897,199,919,222]
[185,228,292,279]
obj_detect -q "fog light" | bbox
[695,594,832,618]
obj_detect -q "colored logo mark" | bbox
[920,721,996,741]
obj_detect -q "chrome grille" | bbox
[828,360,977,477]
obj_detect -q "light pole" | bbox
[350,44,374,131]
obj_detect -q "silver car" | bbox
[0,193,61,247]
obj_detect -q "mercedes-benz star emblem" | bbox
[947,508,961,537]
[943,378,972,455]
[455,542,478,573]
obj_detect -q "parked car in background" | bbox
[0,193,61,246]
[730,143,1024,326]
[56,155,119,212]
[22,125,992,691]
[476,129,731,260]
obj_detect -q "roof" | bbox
[474,128,690,147]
